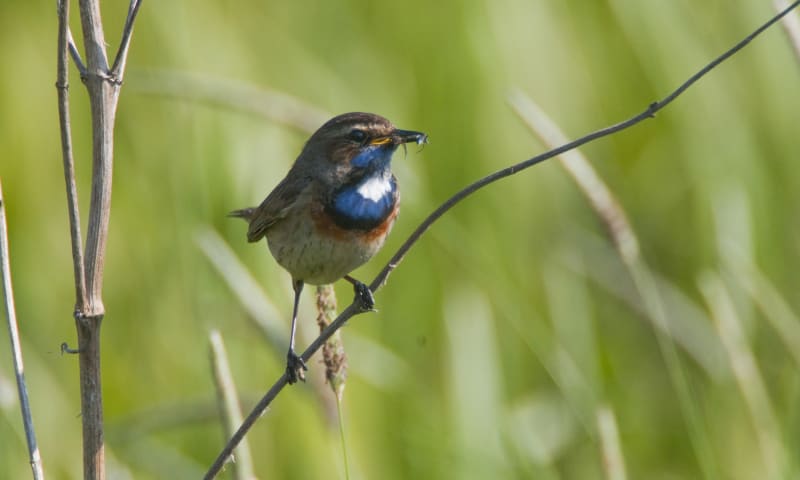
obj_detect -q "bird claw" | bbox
[285,350,307,384]
[352,280,376,312]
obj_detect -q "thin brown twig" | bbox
[67,28,87,79]
[1,181,45,479]
[203,2,800,477]
[57,0,88,317]
[110,0,142,78]
[508,90,638,262]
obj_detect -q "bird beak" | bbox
[394,129,429,146]
[369,129,428,146]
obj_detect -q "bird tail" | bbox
[228,208,256,221]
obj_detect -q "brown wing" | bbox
[245,174,311,243]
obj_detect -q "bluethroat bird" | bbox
[230,112,428,384]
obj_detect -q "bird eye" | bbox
[348,129,368,143]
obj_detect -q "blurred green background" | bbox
[2,0,800,478]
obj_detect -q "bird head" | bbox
[296,112,427,187]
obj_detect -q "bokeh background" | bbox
[2,0,800,478]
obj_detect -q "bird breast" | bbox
[264,186,399,285]
[327,173,399,231]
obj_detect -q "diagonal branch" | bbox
[67,28,88,80]
[110,0,143,78]
[203,2,800,478]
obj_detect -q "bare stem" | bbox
[57,0,142,478]
[203,3,800,478]
[57,0,88,317]
[73,0,113,474]
[78,0,113,318]
[1,181,45,479]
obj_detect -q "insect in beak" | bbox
[394,129,428,146]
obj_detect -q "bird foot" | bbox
[285,349,307,384]
[352,280,376,312]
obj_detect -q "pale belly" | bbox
[265,208,396,285]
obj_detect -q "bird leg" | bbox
[286,279,308,384]
[344,275,375,312]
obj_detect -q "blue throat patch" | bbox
[350,144,393,169]
[329,174,397,230]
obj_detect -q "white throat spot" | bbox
[356,176,392,202]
